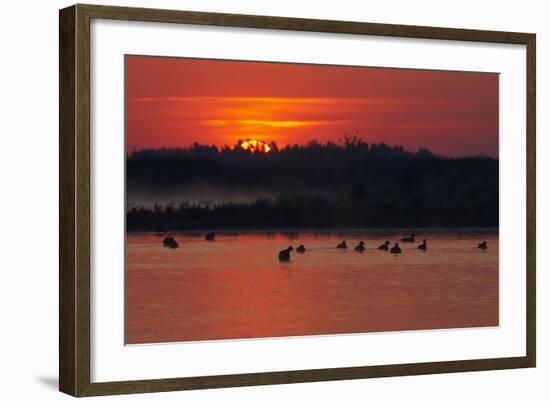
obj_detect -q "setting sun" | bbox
[126,56,499,157]
[238,139,272,154]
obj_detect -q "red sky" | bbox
[125,55,499,157]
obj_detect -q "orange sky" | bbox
[125,55,499,157]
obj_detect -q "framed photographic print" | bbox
[59,4,536,397]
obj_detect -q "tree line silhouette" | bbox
[127,136,498,230]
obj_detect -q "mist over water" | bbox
[127,186,322,208]
[126,143,499,229]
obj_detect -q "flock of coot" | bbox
[160,231,216,249]
[157,231,489,263]
[278,233,489,262]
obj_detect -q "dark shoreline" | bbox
[127,143,498,232]
[126,226,499,233]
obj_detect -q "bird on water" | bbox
[296,244,306,253]
[354,241,366,252]
[279,246,294,262]
[378,240,390,251]
[478,241,488,250]
[390,243,402,254]
[336,240,348,249]
[163,236,179,249]
[417,239,427,251]
[401,233,415,243]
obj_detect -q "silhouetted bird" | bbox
[390,243,402,254]
[378,240,390,251]
[401,233,415,242]
[279,246,294,262]
[418,239,427,251]
[296,244,306,253]
[336,240,348,249]
[354,241,366,252]
[478,241,488,250]
[205,232,216,241]
[163,236,179,249]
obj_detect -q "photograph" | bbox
[124,55,499,345]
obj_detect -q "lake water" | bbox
[125,229,498,344]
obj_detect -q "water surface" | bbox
[126,229,498,344]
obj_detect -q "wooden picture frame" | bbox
[59,3,536,397]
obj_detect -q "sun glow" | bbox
[238,139,272,154]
